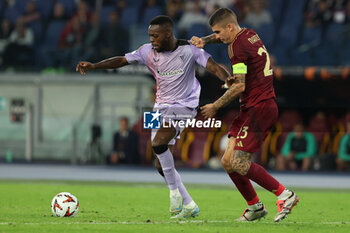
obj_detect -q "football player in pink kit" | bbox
[191,8,299,222]
[76,15,231,219]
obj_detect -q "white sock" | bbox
[156,149,177,190]
[248,201,263,210]
[170,188,181,197]
[183,200,196,209]
[277,189,292,200]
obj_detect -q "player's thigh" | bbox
[152,125,177,146]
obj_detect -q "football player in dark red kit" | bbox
[191,8,299,222]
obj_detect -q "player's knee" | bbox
[152,144,168,155]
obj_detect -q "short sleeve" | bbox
[190,44,211,68]
[125,44,150,65]
[231,38,249,66]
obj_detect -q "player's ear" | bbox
[165,31,172,39]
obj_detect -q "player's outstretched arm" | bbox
[201,74,245,118]
[205,57,231,82]
[190,34,221,48]
[76,56,129,75]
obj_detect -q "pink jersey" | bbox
[125,40,211,108]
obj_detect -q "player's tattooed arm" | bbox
[76,57,129,75]
[230,150,252,176]
[205,57,231,82]
[200,74,245,118]
[213,74,246,109]
[190,34,221,48]
[202,33,222,45]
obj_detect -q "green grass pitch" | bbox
[0,180,349,233]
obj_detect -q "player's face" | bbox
[148,25,168,52]
[211,24,232,44]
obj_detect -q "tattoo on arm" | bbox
[213,74,246,109]
[206,58,231,81]
[202,33,222,45]
[231,150,252,175]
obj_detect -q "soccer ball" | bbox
[51,192,79,217]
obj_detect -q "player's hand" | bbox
[200,103,218,119]
[222,76,237,89]
[190,36,205,48]
[76,61,94,75]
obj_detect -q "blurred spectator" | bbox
[337,121,350,171]
[166,0,183,23]
[58,16,86,68]
[81,11,102,62]
[0,19,13,65]
[202,0,235,16]
[332,0,348,24]
[39,2,69,70]
[244,0,272,30]
[234,0,250,23]
[2,19,34,69]
[59,16,85,49]
[110,117,140,165]
[100,11,128,58]
[140,0,163,25]
[49,2,69,23]
[20,0,40,25]
[276,123,317,171]
[344,0,350,24]
[177,1,207,37]
[116,0,127,16]
[72,1,92,26]
[305,0,333,28]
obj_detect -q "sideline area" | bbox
[1,164,350,189]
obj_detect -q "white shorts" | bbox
[151,103,198,145]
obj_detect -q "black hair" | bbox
[209,8,237,26]
[150,15,174,29]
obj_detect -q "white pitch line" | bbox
[0,221,350,225]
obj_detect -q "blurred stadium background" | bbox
[0,0,350,175]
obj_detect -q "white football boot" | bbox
[169,189,183,215]
[236,201,268,222]
[170,201,199,219]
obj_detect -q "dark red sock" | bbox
[228,172,259,205]
[245,162,285,195]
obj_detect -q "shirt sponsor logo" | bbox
[157,68,184,77]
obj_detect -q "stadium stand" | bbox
[0,0,349,171]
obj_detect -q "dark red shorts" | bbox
[228,98,278,153]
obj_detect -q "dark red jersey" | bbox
[228,28,275,110]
